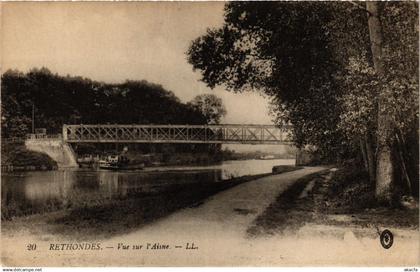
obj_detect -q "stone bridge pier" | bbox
[25,136,78,168]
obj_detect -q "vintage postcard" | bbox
[1,1,419,268]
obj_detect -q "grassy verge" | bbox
[1,143,57,171]
[248,167,419,238]
[323,167,376,212]
[247,170,330,236]
[272,165,303,173]
[319,167,419,228]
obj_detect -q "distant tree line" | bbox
[1,68,222,138]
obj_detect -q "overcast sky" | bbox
[2,2,274,125]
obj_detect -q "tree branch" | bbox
[347,1,373,16]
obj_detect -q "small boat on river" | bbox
[98,155,144,170]
[77,154,97,168]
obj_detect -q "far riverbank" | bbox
[1,141,296,172]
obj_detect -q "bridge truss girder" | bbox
[63,124,292,145]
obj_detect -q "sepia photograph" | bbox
[1,1,419,268]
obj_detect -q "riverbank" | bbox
[77,149,296,169]
[2,167,329,267]
[1,143,57,171]
[1,165,301,240]
[3,166,418,266]
[3,142,295,172]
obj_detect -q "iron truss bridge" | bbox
[62,124,293,144]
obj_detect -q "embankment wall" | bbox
[25,139,78,168]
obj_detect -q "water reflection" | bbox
[2,159,294,218]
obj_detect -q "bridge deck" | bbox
[63,124,292,144]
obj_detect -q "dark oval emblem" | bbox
[380,229,393,249]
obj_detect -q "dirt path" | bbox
[2,166,418,266]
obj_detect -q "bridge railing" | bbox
[2,134,63,145]
[1,137,26,144]
[26,133,62,140]
[63,124,292,144]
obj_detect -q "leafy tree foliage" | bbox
[1,68,207,137]
[187,94,227,124]
[187,2,418,197]
[187,2,349,157]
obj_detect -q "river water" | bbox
[1,159,294,218]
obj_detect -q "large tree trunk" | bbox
[365,133,376,185]
[395,131,412,196]
[360,134,375,185]
[366,2,394,203]
[359,137,369,172]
